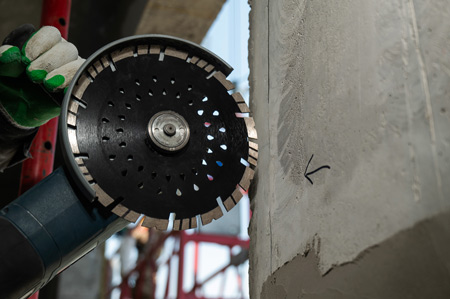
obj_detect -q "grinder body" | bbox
[0,168,127,299]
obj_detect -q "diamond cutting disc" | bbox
[60,35,257,230]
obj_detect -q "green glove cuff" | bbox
[0,75,60,127]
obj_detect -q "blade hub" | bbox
[148,110,190,153]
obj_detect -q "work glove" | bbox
[0,24,84,128]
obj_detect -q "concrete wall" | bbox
[248,0,450,297]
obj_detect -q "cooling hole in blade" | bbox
[162,89,167,96]
[198,110,204,116]
[121,170,128,176]
[206,71,217,80]
[176,189,182,196]
[180,173,185,180]
[202,96,208,102]
[207,135,214,140]
[153,76,157,82]
[116,128,124,133]
[109,155,116,161]
[220,144,227,151]
[127,155,133,161]
[216,197,227,214]
[135,79,140,86]
[119,88,124,94]
[119,142,127,148]
[193,184,199,191]
[72,97,87,109]
[219,127,226,133]
[171,78,175,84]
[176,92,181,99]
[207,174,214,181]
[192,168,198,175]
[149,90,153,96]
[213,110,219,116]
[207,148,213,154]
[102,117,109,123]
[138,182,144,189]
[204,122,211,128]
[236,112,250,118]
[188,100,193,106]
[187,85,193,91]
[136,94,141,101]
[157,187,162,195]
[152,172,157,179]
[202,159,207,165]
[74,153,89,159]
[126,103,132,110]
[119,115,126,121]
[166,175,171,182]
[108,101,114,107]
[138,165,144,172]
[102,136,110,142]
[240,158,250,167]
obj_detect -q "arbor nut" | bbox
[148,111,190,152]
[163,124,176,136]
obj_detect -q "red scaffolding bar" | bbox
[22,1,72,298]
[113,230,249,299]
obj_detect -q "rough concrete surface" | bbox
[249,0,450,297]
[261,209,450,299]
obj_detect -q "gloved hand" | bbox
[0,24,84,127]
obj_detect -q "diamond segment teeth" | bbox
[65,41,258,230]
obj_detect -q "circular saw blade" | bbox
[60,35,257,230]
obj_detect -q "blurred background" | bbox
[0,0,251,298]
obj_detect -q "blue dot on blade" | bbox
[216,161,223,167]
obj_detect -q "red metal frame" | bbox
[178,232,249,299]
[23,0,72,298]
[112,231,249,299]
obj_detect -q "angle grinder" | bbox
[0,35,257,298]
